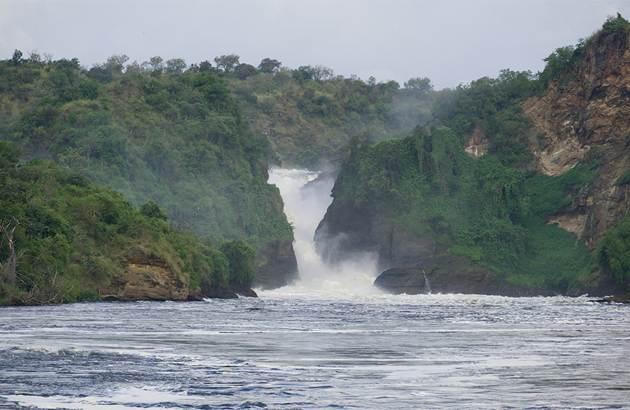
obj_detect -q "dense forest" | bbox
[0,52,294,304]
[226,61,435,169]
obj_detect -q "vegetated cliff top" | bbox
[226,69,435,170]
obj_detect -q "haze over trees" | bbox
[0,51,295,304]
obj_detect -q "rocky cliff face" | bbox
[103,252,191,301]
[253,239,298,289]
[252,169,299,290]
[316,29,630,297]
[522,31,630,247]
[103,251,260,301]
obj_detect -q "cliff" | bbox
[0,54,298,295]
[253,238,298,289]
[104,252,191,301]
[100,251,260,301]
[522,28,630,248]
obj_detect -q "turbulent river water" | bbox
[1,169,629,410]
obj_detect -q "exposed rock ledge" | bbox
[101,251,256,302]
[595,294,630,304]
[253,238,298,290]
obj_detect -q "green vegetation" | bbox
[433,69,537,166]
[614,169,630,186]
[226,64,435,169]
[598,214,630,285]
[333,127,598,290]
[0,52,293,269]
[536,14,630,89]
[329,15,630,292]
[601,13,630,39]
[0,142,254,305]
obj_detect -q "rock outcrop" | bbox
[375,261,549,296]
[522,31,630,247]
[253,238,298,289]
[104,252,190,301]
[102,251,260,301]
[464,124,491,159]
[251,164,299,290]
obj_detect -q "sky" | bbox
[0,0,628,89]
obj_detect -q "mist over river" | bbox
[1,170,629,409]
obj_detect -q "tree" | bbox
[105,54,129,73]
[199,60,213,72]
[143,56,164,74]
[27,50,41,64]
[311,65,334,82]
[140,201,168,221]
[60,147,87,172]
[165,58,186,75]
[214,54,240,73]
[598,214,630,284]
[602,13,630,37]
[234,63,257,80]
[0,217,21,287]
[404,77,433,93]
[220,240,256,288]
[11,50,23,66]
[258,58,281,73]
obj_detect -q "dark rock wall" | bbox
[253,239,299,290]
[315,203,539,296]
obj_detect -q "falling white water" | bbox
[266,168,381,296]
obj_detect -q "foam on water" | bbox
[1,295,629,409]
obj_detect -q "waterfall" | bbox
[422,269,432,294]
[266,168,381,296]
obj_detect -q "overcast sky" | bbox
[0,0,628,89]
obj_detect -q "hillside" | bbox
[0,53,297,297]
[227,64,435,169]
[316,15,630,297]
[0,142,259,305]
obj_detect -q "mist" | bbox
[267,168,381,296]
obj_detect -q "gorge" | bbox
[2,15,630,304]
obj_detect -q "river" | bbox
[0,169,629,409]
